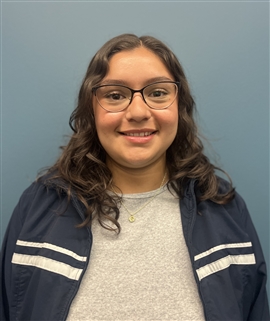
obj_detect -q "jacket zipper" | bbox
[61,197,93,321]
[185,180,210,321]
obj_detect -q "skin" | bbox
[93,47,178,193]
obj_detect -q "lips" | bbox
[119,130,157,137]
[122,132,153,137]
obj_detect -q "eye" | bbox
[149,89,168,98]
[104,92,126,101]
[97,86,130,104]
[147,87,169,100]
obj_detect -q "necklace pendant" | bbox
[129,215,135,223]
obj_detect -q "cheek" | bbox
[161,106,178,132]
[93,104,108,143]
[94,107,122,140]
[93,101,108,131]
[165,108,179,144]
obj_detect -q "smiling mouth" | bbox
[121,131,156,137]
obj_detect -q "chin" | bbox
[123,157,163,169]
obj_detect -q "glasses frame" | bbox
[92,81,180,112]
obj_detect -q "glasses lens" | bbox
[95,85,131,112]
[143,82,178,109]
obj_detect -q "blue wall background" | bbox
[1,1,269,298]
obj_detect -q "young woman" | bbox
[1,34,269,321]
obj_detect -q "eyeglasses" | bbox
[92,81,179,112]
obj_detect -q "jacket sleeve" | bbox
[236,195,270,320]
[0,183,38,321]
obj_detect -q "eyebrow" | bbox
[101,76,174,86]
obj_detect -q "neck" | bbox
[107,159,168,194]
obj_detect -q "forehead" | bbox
[103,47,174,87]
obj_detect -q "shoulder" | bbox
[216,177,249,225]
[195,175,246,216]
[3,173,85,252]
[10,171,73,231]
[186,177,260,261]
[182,176,252,238]
[191,177,260,253]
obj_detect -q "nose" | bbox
[125,93,151,122]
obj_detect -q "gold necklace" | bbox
[117,172,167,223]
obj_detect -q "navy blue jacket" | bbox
[1,177,269,320]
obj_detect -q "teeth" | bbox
[126,132,152,137]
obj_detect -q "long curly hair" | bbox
[45,33,234,233]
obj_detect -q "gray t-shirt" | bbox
[67,185,205,321]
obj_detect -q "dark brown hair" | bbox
[45,33,234,233]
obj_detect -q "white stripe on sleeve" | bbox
[196,254,256,281]
[194,242,252,261]
[12,253,83,280]
[16,240,87,262]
